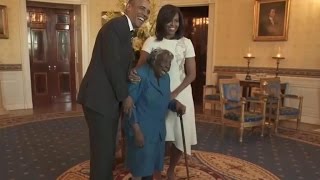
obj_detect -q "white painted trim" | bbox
[206,3,215,84]
[211,1,218,80]
[81,4,90,75]
[21,0,90,109]
[20,0,33,109]
[0,72,27,110]
[6,104,26,110]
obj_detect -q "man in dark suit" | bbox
[77,0,150,179]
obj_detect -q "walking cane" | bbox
[179,113,190,180]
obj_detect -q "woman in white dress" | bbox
[131,4,197,179]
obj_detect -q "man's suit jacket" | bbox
[77,15,135,116]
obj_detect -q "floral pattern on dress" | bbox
[175,38,187,82]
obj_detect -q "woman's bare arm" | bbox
[171,57,196,99]
[135,50,149,68]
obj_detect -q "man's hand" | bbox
[128,68,141,83]
[132,123,144,148]
[122,96,134,116]
[175,100,186,116]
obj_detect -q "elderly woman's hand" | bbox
[175,100,186,116]
[128,68,141,83]
[132,124,144,148]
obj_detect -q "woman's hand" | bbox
[128,68,141,83]
[132,124,144,148]
[122,96,134,116]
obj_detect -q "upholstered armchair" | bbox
[219,78,267,142]
[203,85,220,115]
[259,77,303,133]
[203,73,236,116]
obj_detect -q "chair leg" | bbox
[274,118,279,134]
[261,124,264,137]
[296,118,301,130]
[239,127,244,143]
[203,102,206,113]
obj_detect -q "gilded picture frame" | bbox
[101,11,122,26]
[253,0,290,41]
[0,5,9,39]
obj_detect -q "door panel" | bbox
[31,29,47,62]
[33,72,48,95]
[28,6,75,107]
[53,12,72,103]
[56,72,71,103]
[57,30,70,62]
[180,6,209,105]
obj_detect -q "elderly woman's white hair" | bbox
[147,48,173,65]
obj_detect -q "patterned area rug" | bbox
[277,127,320,147]
[57,150,279,180]
[1,111,319,147]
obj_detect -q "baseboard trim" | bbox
[0,64,22,71]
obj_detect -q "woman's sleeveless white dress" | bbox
[142,36,197,155]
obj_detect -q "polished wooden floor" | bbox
[1,102,319,133]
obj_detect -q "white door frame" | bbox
[21,0,90,108]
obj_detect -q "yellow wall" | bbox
[0,0,319,70]
[88,0,119,54]
[214,0,320,69]
[0,0,22,64]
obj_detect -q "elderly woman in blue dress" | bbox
[124,48,186,180]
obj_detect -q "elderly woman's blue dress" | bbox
[124,64,176,177]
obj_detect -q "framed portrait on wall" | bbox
[101,11,122,26]
[0,5,9,39]
[253,0,291,41]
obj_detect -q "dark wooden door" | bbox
[180,6,209,105]
[27,6,76,107]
